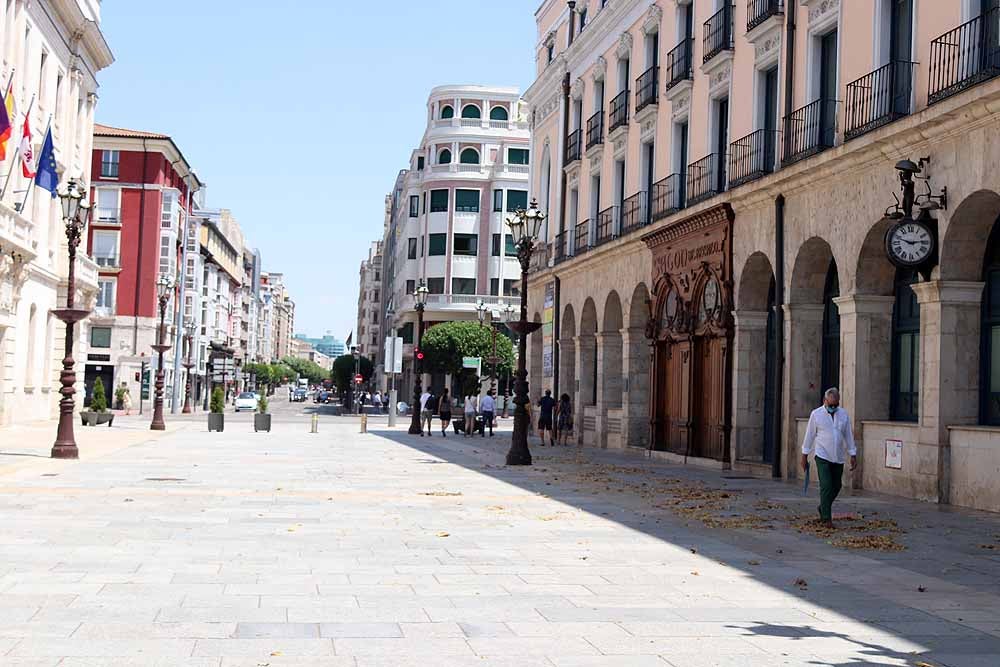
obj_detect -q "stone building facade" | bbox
[524,0,1000,513]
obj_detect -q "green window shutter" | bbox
[461,104,481,119]
[430,189,449,212]
[489,106,509,121]
[459,148,480,164]
[428,234,447,256]
[506,190,528,212]
[455,189,480,212]
[505,236,517,256]
[439,149,452,164]
[508,148,530,165]
[441,105,454,119]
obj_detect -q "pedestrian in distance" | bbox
[372,391,382,413]
[423,390,439,436]
[464,393,477,437]
[438,388,452,437]
[555,393,573,446]
[120,382,132,416]
[801,387,857,529]
[480,391,496,437]
[537,389,556,446]
[419,388,433,436]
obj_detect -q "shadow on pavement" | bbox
[367,426,1000,667]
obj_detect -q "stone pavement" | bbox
[0,416,998,666]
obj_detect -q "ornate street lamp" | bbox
[499,303,515,418]
[476,300,501,397]
[51,179,93,459]
[351,345,361,414]
[150,274,174,431]
[407,280,429,434]
[182,318,197,414]
[505,199,545,465]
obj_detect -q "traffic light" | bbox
[415,347,424,361]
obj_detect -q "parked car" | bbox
[234,392,257,412]
[314,390,329,404]
[292,388,308,402]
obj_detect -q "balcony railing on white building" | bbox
[429,118,529,131]
[397,292,519,311]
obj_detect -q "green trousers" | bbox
[815,456,844,522]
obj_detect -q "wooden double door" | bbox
[654,334,728,461]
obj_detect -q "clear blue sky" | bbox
[97,0,539,341]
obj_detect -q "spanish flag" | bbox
[0,81,12,161]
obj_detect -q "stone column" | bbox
[732,310,769,463]
[596,331,623,448]
[911,280,985,503]
[781,303,824,479]
[622,327,651,449]
[575,334,596,445]
[835,294,894,489]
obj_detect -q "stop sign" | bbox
[354,374,363,384]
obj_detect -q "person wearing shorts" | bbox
[438,388,452,436]
[537,389,556,446]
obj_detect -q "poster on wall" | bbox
[885,439,903,469]
[542,281,555,377]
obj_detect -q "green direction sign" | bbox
[141,369,151,400]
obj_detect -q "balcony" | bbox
[635,66,659,113]
[399,293,520,312]
[565,128,583,165]
[664,39,694,92]
[94,207,120,225]
[492,162,530,177]
[553,229,572,264]
[586,111,604,150]
[844,60,916,141]
[782,98,838,165]
[703,4,734,64]
[620,191,649,235]
[0,201,36,261]
[728,128,779,188]
[594,206,618,247]
[928,8,1000,105]
[747,0,783,33]
[652,174,685,220]
[687,154,722,206]
[608,89,630,134]
[574,219,591,256]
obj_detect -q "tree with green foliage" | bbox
[281,356,328,385]
[332,354,374,393]
[210,386,225,414]
[420,320,514,379]
[90,377,108,413]
[257,393,268,414]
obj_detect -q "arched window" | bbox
[440,105,454,119]
[438,149,452,164]
[981,222,1000,424]
[461,104,481,119]
[489,106,509,121]
[821,260,841,397]
[891,268,920,422]
[459,148,480,164]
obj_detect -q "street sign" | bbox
[354,374,363,384]
[463,356,482,376]
[384,336,403,374]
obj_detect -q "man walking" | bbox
[801,387,857,528]
[480,391,495,437]
[537,389,556,446]
[419,388,434,436]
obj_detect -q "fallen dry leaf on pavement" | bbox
[436,531,450,537]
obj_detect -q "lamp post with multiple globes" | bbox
[50,179,93,459]
[150,274,174,431]
[407,281,429,435]
[504,199,545,466]
[182,318,196,414]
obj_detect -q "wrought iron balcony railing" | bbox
[609,89,629,133]
[928,8,1000,105]
[728,128,779,188]
[687,154,722,206]
[636,66,659,112]
[844,60,916,141]
[565,128,583,164]
[747,0,783,33]
[553,229,572,264]
[665,39,694,91]
[586,111,604,149]
[652,174,685,220]
[703,4,734,64]
[620,191,649,235]
[782,98,838,165]
[574,219,591,256]
[595,206,618,247]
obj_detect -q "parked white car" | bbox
[234,392,257,412]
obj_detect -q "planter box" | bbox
[80,412,114,427]
[208,413,225,432]
[254,413,272,433]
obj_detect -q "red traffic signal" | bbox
[134,372,140,382]
[415,347,424,360]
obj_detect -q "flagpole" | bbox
[0,72,20,200]
[19,112,50,215]
[2,93,34,200]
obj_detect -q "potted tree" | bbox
[114,383,126,410]
[208,386,225,432]
[81,377,114,427]
[254,393,271,432]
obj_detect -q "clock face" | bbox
[888,221,934,266]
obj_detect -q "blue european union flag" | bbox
[35,127,58,198]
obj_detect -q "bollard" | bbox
[310,413,318,433]
[360,413,367,434]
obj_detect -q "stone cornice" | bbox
[641,204,734,250]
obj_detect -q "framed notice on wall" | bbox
[885,439,903,469]
[542,282,555,377]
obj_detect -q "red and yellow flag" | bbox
[0,81,13,160]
